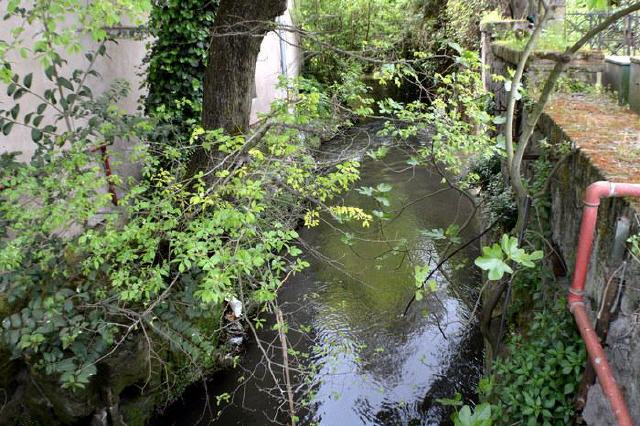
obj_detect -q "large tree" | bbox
[186,0,288,176]
[203,0,288,132]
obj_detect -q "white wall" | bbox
[0,4,301,166]
[250,3,302,124]
[0,18,149,165]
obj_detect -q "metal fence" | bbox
[565,11,640,55]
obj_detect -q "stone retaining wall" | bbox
[483,24,640,424]
[492,44,604,86]
[540,108,640,425]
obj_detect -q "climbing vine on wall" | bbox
[144,0,217,134]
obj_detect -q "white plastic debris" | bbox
[229,336,244,346]
[227,297,243,318]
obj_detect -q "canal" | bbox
[157,122,484,425]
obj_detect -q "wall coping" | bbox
[479,19,529,34]
[605,55,631,66]
[492,42,605,67]
[542,93,640,209]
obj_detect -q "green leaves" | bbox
[475,234,543,280]
[357,182,392,212]
[356,186,374,196]
[357,183,392,198]
[45,66,55,81]
[366,146,390,160]
[144,0,216,130]
[57,77,74,91]
[2,121,13,136]
[23,73,32,89]
[414,265,430,286]
[503,235,543,267]
[489,301,586,425]
[31,128,43,143]
[414,265,437,301]
[10,104,19,119]
[376,183,392,192]
[421,228,447,240]
[374,195,390,207]
[475,243,513,280]
[453,403,493,426]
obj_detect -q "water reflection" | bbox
[155,123,483,426]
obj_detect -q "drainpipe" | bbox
[91,144,118,206]
[569,181,640,426]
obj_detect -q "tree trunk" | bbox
[188,0,288,176]
[509,0,533,19]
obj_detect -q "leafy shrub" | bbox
[475,234,543,281]
[0,0,373,403]
[296,0,412,84]
[0,71,370,393]
[452,403,493,426]
[487,300,585,425]
[445,0,490,49]
[470,154,517,229]
[378,46,497,177]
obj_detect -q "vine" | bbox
[143,0,218,140]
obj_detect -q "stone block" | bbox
[629,57,640,114]
[539,97,640,425]
[604,55,631,105]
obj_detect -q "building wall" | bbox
[251,5,302,124]
[0,21,149,163]
[0,4,301,165]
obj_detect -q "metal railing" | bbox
[565,11,640,55]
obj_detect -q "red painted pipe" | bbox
[570,181,640,426]
[100,146,118,206]
[91,144,118,206]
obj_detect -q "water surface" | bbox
[158,123,483,425]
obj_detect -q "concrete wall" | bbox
[539,107,640,425]
[250,4,302,124]
[603,56,631,105]
[0,3,301,164]
[0,23,148,164]
[491,43,604,87]
[480,22,602,136]
[484,28,640,424]
[630,57,640,114]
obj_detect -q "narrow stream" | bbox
[157,122,483,425]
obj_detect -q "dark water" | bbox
[156,123,483,426]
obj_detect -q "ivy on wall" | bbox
[143,0,218,132]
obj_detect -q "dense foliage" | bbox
[0,2,375,421]
[2,0,616,424]
[296,0,415,83]
[2,72,368,391]
[144,0,217,135]
[444,0,491,49]
[376,45,497,175]
[487,302,585,425]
